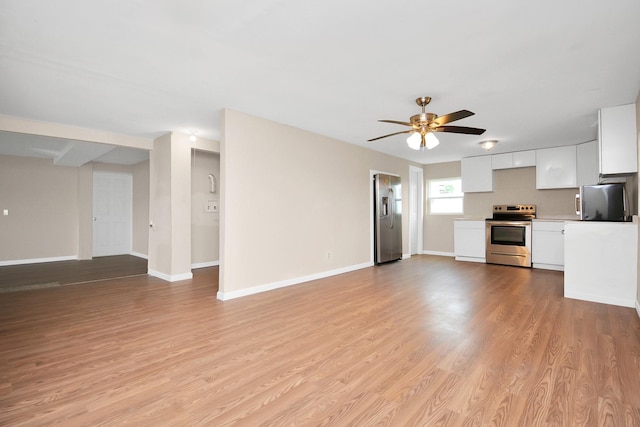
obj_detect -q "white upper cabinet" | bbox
[536,145,577,189]
[462,156,494,193]
[598,103,637,175]
[491,153,512,170]
[512,150,536,168]
[576,140,599,187]
[491,150,536,170]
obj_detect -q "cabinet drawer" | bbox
[532,221,565,232]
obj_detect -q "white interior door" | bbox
[409,166,424,255]
[93,172,132,257]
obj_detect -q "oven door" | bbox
[485,220,532,267]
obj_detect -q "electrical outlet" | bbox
[327,252,331,260]
[206,200,218,213]
[2,209,7,216]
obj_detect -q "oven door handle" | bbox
[486,220,532,227]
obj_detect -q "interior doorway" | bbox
[93,172,132,257]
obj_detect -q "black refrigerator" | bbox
[374,173,402,264]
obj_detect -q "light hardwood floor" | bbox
[1,255,639,426]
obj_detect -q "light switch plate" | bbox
[3,209,7,216]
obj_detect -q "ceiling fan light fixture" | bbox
[189,130,199,143]
[406,132,421,150]
[425,132,439,149]
[479,140,498,151]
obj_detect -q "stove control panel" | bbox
[492,204,536,215]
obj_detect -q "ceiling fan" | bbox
[368,97,486,150]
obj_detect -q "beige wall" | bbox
[132,160,150,256]
[191,150,220,265]
[77,163,93,259]
[0,155,79,261]
[0,155,152,263]
[423,163,581,254]
[220,109,412,297]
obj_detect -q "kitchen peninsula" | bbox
[564,220,638,308]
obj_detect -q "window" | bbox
[428,177,463,214]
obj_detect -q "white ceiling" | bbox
[1,0,639,165]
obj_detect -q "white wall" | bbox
[219,109,413,299]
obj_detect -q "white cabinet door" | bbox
[599,104,637,175]
[531,221,565,270]
[512,150,536,168]
[454,220,486,262]
[462,156,494,193]
[576,140,599,187]
[536,146,577,189]
[491,153,512,170]
[492,151,535,170]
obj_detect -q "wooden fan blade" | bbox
[378,119,414,127]
[432,110,474,126]
[434,126,486,135]
[367,130,413,142]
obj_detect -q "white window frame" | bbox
[428,177,463,215]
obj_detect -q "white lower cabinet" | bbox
[454,220,486,262]
[531,220,565,271]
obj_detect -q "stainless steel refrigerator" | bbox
[374,173,402,264]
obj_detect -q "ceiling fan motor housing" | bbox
[410,113,439,130]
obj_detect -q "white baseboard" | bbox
[455,256,486,263]
[423,250,455,257]
[0,255,77,267]
[402,253,411,260]
[564,291,635,309]
[636,300,640,320]
[217,261,373,301]
[192,260,219,269]
[148,269,193,282]
[532,263,564,271]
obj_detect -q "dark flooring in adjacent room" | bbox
[0,255,147,292]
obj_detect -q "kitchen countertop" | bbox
[455,216,580,222]
[534,216,578,222]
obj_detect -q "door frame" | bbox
[409,165,424,255]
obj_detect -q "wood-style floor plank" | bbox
[1,255,640,426]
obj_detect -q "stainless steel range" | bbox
[485,204,536,267]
